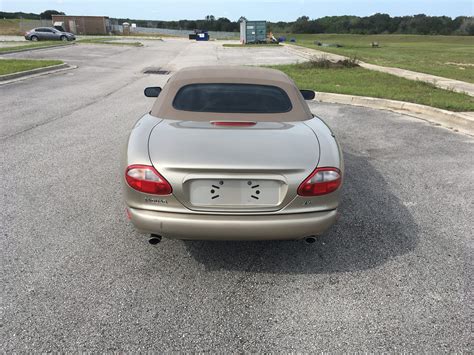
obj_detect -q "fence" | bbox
[111,25,238,39]
[19,19,52,32]
[10,19,238,39]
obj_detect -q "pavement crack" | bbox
[1,76,140,141]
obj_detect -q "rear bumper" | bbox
[128,207,338,240]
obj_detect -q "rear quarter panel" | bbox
[123,114,199,213]
[278,116,344,214]
[304,116,344,172]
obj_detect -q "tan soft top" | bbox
[150,66,313,122]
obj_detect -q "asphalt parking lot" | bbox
[1,39,472,352]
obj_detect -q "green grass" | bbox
[223,43,282,48]
[119,33,170,39]
[269,63,474,112]
[0,59,63,76]
[77,37,143,46]
[120,35,164,40]
[281,34,474,83]
[0,41,72,53]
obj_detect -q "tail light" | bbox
[125,165,172,195]
[298,167,341,196]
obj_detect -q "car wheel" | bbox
[30,36,39,41]
[60,35,68,41]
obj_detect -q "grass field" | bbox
[223,43,281,48]
[121,33,179,39]
[0,19,24,35]
[0,59,63,76]
[269,63,474,112]
[281,34,474,83]
[77,38,143,46]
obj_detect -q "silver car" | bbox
[24,27,76,41]
[123,66,344,243]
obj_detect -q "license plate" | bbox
[189,179,282,207]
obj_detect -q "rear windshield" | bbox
[172,83,293,113]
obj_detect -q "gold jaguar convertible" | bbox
[123,66,343,244]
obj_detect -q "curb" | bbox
[359,63,474,97]
[312,92,474,136]
[0,64,77,85]
[0,42,75,55]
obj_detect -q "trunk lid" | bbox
[148,120,319,212]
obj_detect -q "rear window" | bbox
[172,83,292,113]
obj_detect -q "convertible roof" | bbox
[169,65,294,86]
[150,66,313,122]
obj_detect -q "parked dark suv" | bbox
[25,27,76,41]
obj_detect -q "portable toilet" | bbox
[240,20,266,44]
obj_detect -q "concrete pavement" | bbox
[313,92,474,135]
[1,39,472,352]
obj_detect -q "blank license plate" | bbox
[189,179,281,207]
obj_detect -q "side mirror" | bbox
[144,87,162,97]
[300,89,315,100]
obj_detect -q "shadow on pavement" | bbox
[183,152,419,274]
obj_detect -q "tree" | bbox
[293,16,310,33]
[215,17,232,31]
[459,17,474,35]
[368,13,391,33]
[39,10,65,19]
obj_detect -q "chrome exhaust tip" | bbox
[149,234,162,245]
[304,236,317,244]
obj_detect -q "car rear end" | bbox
[123,66,343,241]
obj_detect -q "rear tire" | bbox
[60,35,68,41]
[30,36,39,41]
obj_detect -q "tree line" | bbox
[1,10,65,20]
[2,11,473,35]
[287,14,474,35]
[89,13,474,36]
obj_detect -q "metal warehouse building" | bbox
[240,20,267,44]
[51,15,111,35]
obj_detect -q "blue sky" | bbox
[1,0,473,21]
